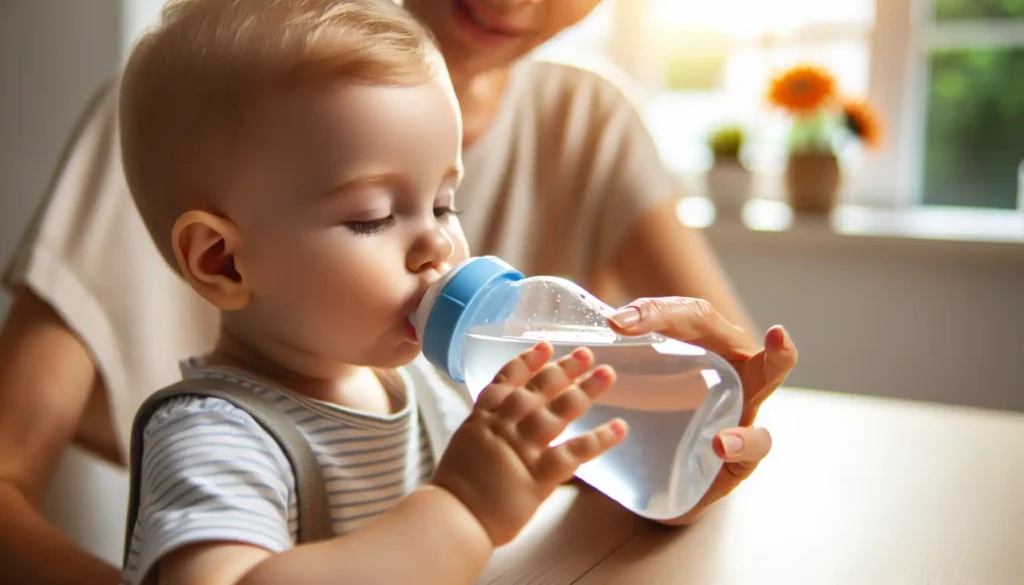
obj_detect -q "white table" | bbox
[479,388,1024,584]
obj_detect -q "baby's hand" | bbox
[431,341,627,546]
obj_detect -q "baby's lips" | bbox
[404,317,419,342]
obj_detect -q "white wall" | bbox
[706,229,1024,412]
[121,0,167,53]
[0,0,120,317]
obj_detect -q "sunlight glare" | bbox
[648,0,874,39]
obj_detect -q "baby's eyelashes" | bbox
[344,215,395,235]
[434,206,462,219]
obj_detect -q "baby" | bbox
[118,1,626,584]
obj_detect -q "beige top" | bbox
[3,58,678,459]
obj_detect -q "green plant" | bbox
[707,125,746,160]
[786,111,838,154]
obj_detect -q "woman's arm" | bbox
[609,197,759,348]
[0,287,121,585]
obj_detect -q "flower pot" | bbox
[705,157,752,219]
[785,152,841,213]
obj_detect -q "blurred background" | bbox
[1,0,1022,410]
[533,0,1024,415]
[1,0,1022,569]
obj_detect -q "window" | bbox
[542,1,874,193]
[916,0,1024,209]
[540,0,1024,211]
[639,0,874,178]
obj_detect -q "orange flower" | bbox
[842,98,883,148]
[767,65,837,114]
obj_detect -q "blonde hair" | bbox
[120,0,441,267]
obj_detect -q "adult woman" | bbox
[0,1,795,583]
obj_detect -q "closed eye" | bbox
[434,206,462,219]
[344,216,396,235]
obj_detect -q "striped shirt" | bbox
[121,356,471,585]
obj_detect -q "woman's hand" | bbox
[607,296,798,525]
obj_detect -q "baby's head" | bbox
[121,0,469,375]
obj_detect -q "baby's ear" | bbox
[171,210,249,311]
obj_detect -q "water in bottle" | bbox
[410,256,743,520]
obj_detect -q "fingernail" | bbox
[592,365,614,382]
[721,433,744,456]
[610,419,628,437]
[775,326,793,345]
[781,329,794,350]
[609,307,640,328]
[571,347,591,360]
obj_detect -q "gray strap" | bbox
[123,377,332,567]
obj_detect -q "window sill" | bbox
[678,197,1024,261]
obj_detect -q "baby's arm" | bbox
[157,485,488,585]
[151,342,625,585]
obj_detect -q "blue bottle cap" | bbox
[414,256,524,382]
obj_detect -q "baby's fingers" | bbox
[491,341,554,386]
[532,419,628,484]
[493,348,594,422]
[517,365,616,445]
[476,342,554,410]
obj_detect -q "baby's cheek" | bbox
[317,274,396,327]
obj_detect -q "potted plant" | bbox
[705,124,752,219]
[767,64,883,213]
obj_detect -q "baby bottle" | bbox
[410,256,743,520]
